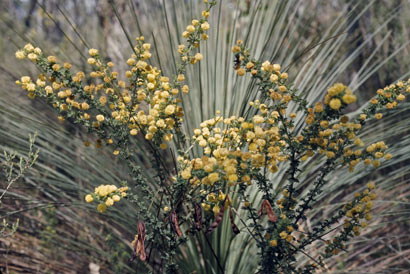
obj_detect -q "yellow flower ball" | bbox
[15,50,25,60]
[270,74,279,82]
[186,25,196,33]
[127,58,136,66]
[97,203,107,213]
[81,102,89,110]
[26,83,36,92]
[182,85,189,94]
[365,213,373,221]
[125,71,132,78]
[329,98,342,110]
[237,68,246,76]
[112,195,121,202]
[147,82,155,90]
[177,74,185,82]
[279,231,288,239]
[87,58,96,65]
[45,86,53,95]
[181,169,192,180]
[165,105,176,115]
[327,83,346,96]
[342,94,357,104]
[105,198,114,206]
[273,64,281,71]
[96,114,105,122]
[156,119,166,128]
[286,235,293,242]
[232,45,241,53]
[372,160,380,167]
[24,43,34,52]
[253,115,264,124]
[228,174,238,182]
[142,51,151,60]
[199,139,207,147]
[208,172,220,184]
[195,53,203,61]
[88,48,99,56]
[397,94,405,101]
[21,76,31,84]
[85,194,93,203]
[201,22,210,30]
[47,56,57,63]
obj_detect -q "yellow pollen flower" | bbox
[96,114,105,122]
[105,198,114,206]
[87,58,96,65]
[97,203,107,213]
[195,53,203,61]
[329,98,342,110]
[237,68,246,76]
[201,22,210,30]
[89,48,99,56]
[85,194,93,203]
[186,25,195,33]
[165,105,176,115]
[15,50,25,59]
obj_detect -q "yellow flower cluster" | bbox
[233,42,292,105]
[15,74,44,99]
[178,109,287,210]
[300,115,363,165]
[343,182,376,234]
[299,79,409,169]
[118,37,185,148]
[232,41,409,174]
[372,80,410,109]
[324,182,377,256]
[181,11,211,42]
[199,190,228,214]
[324,83,357,111]
[267,216,296,248]
[15,3,214,151]
[303,83,356,128]
[361,141,391,168]
[85,185,128,213]
[344,182,376,223]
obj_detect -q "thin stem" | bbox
[203,232,225,273]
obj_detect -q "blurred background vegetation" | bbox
[0,0,409,273]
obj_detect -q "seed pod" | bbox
[170,211,182,237]
[258,199,278,222]
[229,209,240,235]
[206,201,225,234]
[130,220,146,262]
[193,203,202,231]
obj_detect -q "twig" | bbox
[203,233,225,273]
